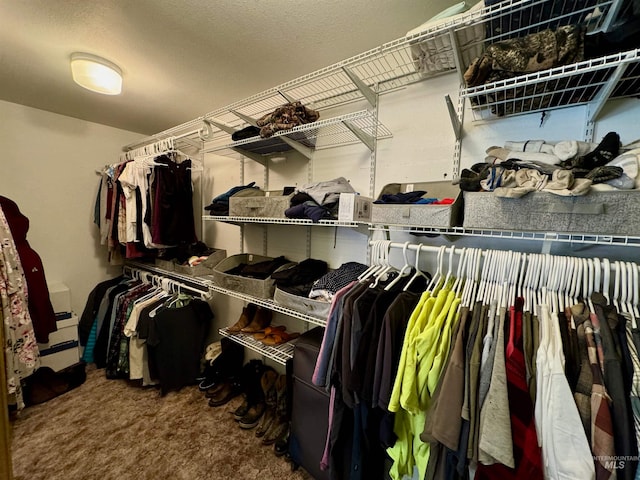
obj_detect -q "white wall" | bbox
[199,73,640,300]
[0,99,143,316]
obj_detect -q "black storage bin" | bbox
[289,327,330,480]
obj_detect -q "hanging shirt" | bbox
[535,304,595,480]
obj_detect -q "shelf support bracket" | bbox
[231,147,267,166]
[448,28,465,86]
[445,94,462,141]
[342,67,377,108]
[230,109,259,127]
[279,136,314,159]
[277,90,298,103]
[586,60,629,125]
[176,136,202,149]
[342,120,375,151]
[206,117,238,134]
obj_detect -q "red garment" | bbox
[0,196,57,343]
[432,198,456,205]
[475,297,544,480]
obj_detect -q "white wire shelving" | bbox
[462,48,640,122]
[219,328,296,365]
[370,224,640,248]
[123,0,620,152]
[203,110,392,156]
[126,261,326,363]
[206,283,328,327]
[203,215,360,228]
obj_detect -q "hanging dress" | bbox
[0,205,40,410]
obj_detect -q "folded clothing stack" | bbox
[204,182,263,215]
[271,259,329,297]
[224,256,291,280]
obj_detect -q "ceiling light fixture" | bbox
[70,53,122,95]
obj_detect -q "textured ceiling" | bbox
[0,0,455,135]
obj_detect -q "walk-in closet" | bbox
[3,1,640,479]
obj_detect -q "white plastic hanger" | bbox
[461,248,477,308]
[402,243,431,292]
[631,262,639,328]
[359,241,383,281]
[613,260,622,312]
[602,258,611,303]
[443,246,456,288]
[452,247,467,296]
[427,245,447,293]
[384,242,412,291]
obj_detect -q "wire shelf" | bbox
[125,261,212,292]
[462,49,640,121]
[219,328,295,365]
[370,224,640,247]
[202,215,360,228]
[203,110,392,155]
[206,283,327,327]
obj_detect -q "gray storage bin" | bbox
[212,254,295,298]
[173,248,227,277]
[229,190,293,218]
[155,258,176,272]
[273,287,331,320]
[463,190,640,235]
[371,181,463,227]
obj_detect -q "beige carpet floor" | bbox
[11,365,311,480]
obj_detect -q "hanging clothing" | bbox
[0,204,40,410]
[0,196,57,343]
[535,304,595,480]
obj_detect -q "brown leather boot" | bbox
[240,306,272,333]
[256,369,278,437]
[262,374,289,445]
[227,303,257,333]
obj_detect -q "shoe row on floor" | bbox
[199,349,291,457]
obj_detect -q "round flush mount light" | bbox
[70,52,122,95]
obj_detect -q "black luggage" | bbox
[289,326,330,480]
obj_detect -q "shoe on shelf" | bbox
[240,306,272,333]
[207,379,242,407]
[261,331,300,346]
[238,402,266,429]
[227,303,257,333]
[253,325,286,341]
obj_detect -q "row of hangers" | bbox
[124,266,210,299]
[116,137,204,172]
[363,241,640,327]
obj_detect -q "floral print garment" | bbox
[0,205,39,410]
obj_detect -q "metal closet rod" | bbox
[124,265,208,297]
[369,241,469,256]
[372,241,639,274]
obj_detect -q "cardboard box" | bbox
[371,181,462,228]
[39,341,80,372]
[38,314,79,348]
[338,193,372,222]
[48,282,71,315]
[38,314,80,372]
